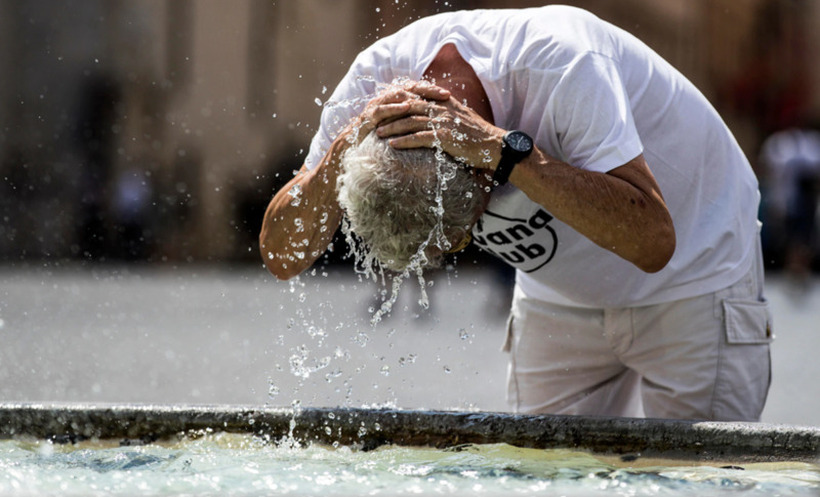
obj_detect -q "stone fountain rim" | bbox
[0,403,817,463]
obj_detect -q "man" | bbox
[260,6,772,421]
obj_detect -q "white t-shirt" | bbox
[306,6,761,308]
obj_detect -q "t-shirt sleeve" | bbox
[305,46,399,171]
[304,78,372,171]
[548,52,643,173]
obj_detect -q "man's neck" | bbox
[423,43,494,124]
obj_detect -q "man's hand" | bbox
[351,81,454,145]
[373,86,504,170]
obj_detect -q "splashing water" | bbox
[1,437,816,497]
[288,183,303,206]
[336,78,461,325]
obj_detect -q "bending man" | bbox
[259,6,772,421]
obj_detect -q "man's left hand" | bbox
[374,87,504,170]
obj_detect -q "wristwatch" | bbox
[493,130,533,185]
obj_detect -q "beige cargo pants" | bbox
[504,245,773,421]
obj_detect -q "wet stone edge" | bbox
[0,403,817,463]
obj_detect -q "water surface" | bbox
[1,434,817,496]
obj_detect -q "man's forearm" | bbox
[508,151,676,273]
[259,141,348,280]
[368,81,675,273]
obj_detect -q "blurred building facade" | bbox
[1,0,819,265]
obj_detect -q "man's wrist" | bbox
[493,130,534,185]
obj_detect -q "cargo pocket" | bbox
[712,298,773,421]
[723,299,773,344]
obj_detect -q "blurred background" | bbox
[1,0,820,426]
[2,0,820,268]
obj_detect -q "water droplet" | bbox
[399,354,417,367]
[352,332,370,347]
[288,184,302,206]
[268,382,280,398]
[325,369,343,382]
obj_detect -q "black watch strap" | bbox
[493,130,533,185]
[492,153,517,186]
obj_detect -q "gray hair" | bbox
[337,132,487,272]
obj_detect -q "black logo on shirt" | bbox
[473,209,558,273]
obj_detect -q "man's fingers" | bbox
[370,81,449,109]
[370,99,442,130]
[405,81,451,101]
[370,101,409,120]
[357,82,451,141]
[386,130,438,150]
[375,83,448,105]
[375,115,431,138]
[360,102,411,132]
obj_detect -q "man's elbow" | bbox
[259,236,300,281]
[262,258,301,281]
[638,225,676,274]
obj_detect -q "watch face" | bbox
[507,131,533,153]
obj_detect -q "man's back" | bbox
[309,5,761,307]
